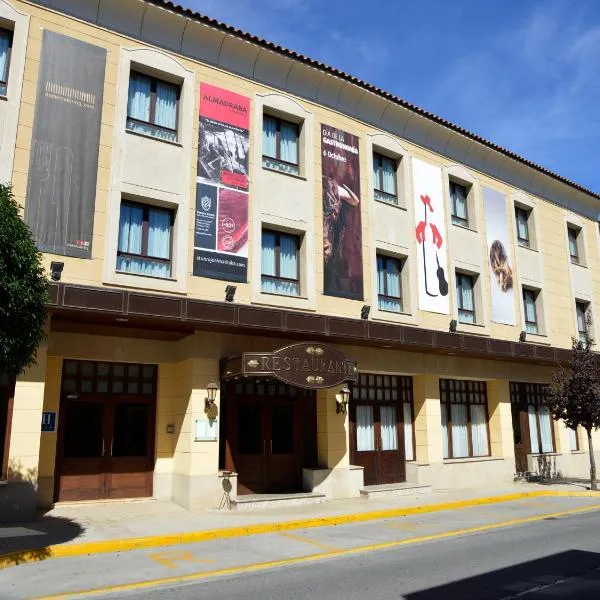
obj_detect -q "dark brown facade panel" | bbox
[434,332,463,351]
[127,293,182,319]
[403,327,434,346]
[368,322,403,343]
[488,339,513,356]
[186,300,235,324]
[328,318,366,338]
[534,345,556,361]
[514,344,535,359]
[284,312,327,335]
[462,335,489,353]
[238,306,282,329]
[63,285,124,313]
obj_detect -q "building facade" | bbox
[1,0,599,514]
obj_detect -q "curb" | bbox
[1,490,598,569]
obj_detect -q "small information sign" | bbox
[41,412,57,432]
[194,418,218,441]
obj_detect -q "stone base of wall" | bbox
[172,471,238,510]
[0,481,37,523]
[303,466,364,499]
[406,457,515,489]
[527,451,599,481]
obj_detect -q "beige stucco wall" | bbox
[2,0,597,352]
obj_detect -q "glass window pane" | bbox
[127,382,139,394]
[356,405,375,451]
[441,405,449,459]
[238,404,262,454]
[128,365,140,378]
[81,380,92,393]
[539,406,554,453]
[403,402,414,461]
[271,404,294,454]
[142,365,155,379]
[113,365,125,378]
[97,363,110,377]
[112,403,149,457]
[471,404,489,456]
[80,362,94,377]
[280,122,298,165]
[451,404,469,458]
[142,382,153,395]
[63,401,103,458]
[112,380,124,393]
[64,361,78,376]
[96,380,109,393]
[528,406,540,453]
[380,406,397,451]
[63,379,77,393]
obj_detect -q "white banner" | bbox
[412,159,449,314]
[484,187,515,325]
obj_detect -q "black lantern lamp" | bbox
[337,385,351,414]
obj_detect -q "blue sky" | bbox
[183,0,600,192]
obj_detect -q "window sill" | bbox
[517,243,538,253]
[0,94,7,102]
[374,197,407,211]
[523,332,550,345]
[570,261,587,269]
[262,164,306,181]
[125,128,182,147]
[458,320,485,329]
[115,269,176,283]
[570,450,586,454]
[443,456,502,464]
[451,222,477,233]
[528,452,559,457]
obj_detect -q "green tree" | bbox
[0,184,48,378]
[547,328,600,491]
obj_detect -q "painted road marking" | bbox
[33,503,600,600]
[148,551,212,569]
[2,491,597,569]
[279,531,340,551]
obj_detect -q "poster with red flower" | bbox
[412,158,449,314]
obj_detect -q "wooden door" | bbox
[56,398,107,501]
[56,360,156,502]
[350,403,405,485]
[511,401,529,473]
[105,399,155,499]
[226,387,305,495]
[229,398,266,494]
[265,399,301,492]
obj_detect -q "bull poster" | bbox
[412,158,449,314]
[24,31,106,258]
[194,84,249,282]
[484,187,515,325]
[321,124,363,300]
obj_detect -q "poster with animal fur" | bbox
[484,187,515,325]
[412,158,449,314]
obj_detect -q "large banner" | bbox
[24,31,106,258]
[194,84,249,282]
[321,124,363,300]
[412,158,449,314]
[484,187,515,324]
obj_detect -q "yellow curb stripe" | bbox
[0,489,597,569]
[32,502,600,600]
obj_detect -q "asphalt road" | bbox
[101,509,600,600]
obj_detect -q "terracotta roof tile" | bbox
[147,0,600,201]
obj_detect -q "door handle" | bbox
[110,438,113,457]
[263,439,266,456]
[102,439,105,456]
[270,440,272,454]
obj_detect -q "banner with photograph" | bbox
[484,187,515,325]
[412,158,449,314]
[24,31,106,258]
[321,124,363,300]
[194,84,250,282]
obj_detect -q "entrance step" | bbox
[231,492,326,511]
[360,483,432,499]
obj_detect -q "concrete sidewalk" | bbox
[0,481,595,567]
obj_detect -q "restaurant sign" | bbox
[223,342,358,389]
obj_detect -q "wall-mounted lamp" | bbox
[50,261,64,282]
[519,330,527,342]
[449,319,457,333]
[336,385,351,415]
[225,285,236,303]
[205,381,218,413]
[361,305,371,320]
